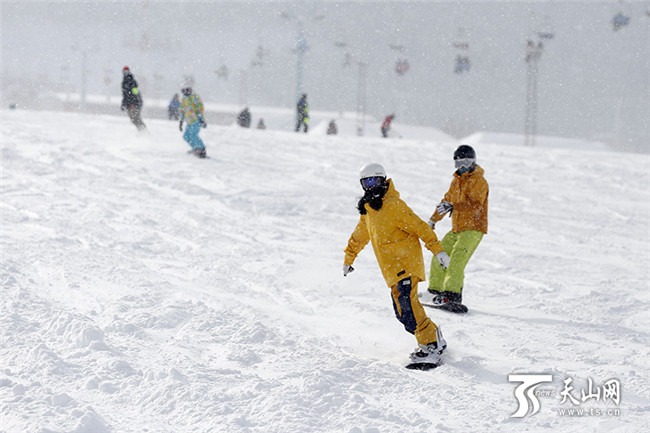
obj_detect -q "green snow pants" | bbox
[428,230,484,294]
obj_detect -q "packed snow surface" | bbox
[1,110,648,432]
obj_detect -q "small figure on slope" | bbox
[295,93,309,133]
[381,113,394,138]
[120,66,147,131]
[168,94,180,120]
[426,145,489,313]
[179,85,207,158]
[257,118,266,130]
[327,119,338,135]
[237,107,251,128]
[343,163,451,370]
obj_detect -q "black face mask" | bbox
[357,183,388,215]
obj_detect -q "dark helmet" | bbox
[453,145,477,173]
[454,145,476,160]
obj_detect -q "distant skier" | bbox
[381,114,394,138]
[168,94,180,120]
[426,145,488,313]
[327,119,338,135]
[237,107,251,128]
[257,118,266,130]
[120,66,146,131]
[295,93,309,133]
[179,85,207,158]
[343,163,451,369]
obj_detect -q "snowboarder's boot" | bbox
[427,290,468,313]
[406,342,444,370]
[430,290,462,306]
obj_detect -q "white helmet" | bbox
[359,163,386,180]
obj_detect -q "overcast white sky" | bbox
[2,1,649,150]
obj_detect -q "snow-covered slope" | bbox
[1,110,648,432]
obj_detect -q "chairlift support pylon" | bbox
[453,27,471,74]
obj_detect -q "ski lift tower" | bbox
[356,61,368,136]
[71,45,89,112]
[524,40,543,146]
[334,41,350,118]
[280,11,325,121]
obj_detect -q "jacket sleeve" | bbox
[452,177,488,213]
[343,216,370,266]
[393,200,444,256]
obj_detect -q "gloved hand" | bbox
[343,264,354,276]
[436,251,450,269]
[436,201,453,215]
[427,219,435,229]
[179,121,183,132]
[199,116,207,128]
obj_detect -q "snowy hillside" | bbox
[1,110,648,433]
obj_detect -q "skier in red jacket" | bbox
[381,114,394,138]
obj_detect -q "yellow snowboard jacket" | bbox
[430,165,489,234]
[344,180,445,288]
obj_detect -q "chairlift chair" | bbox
[612,12,630,31]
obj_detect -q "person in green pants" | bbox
[427,145,489,309]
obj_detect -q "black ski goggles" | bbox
[360,176,385,190]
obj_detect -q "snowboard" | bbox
[405,361,440,371]
[187,149,209,159]
[421,301,468,314]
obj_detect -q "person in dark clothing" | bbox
[120,66,146,131]
[327,119,338,135]
[295,94,309,133]
[237,107,251,128]
[381,114,394,138]
[168,94,180,120]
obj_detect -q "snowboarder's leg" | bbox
[134,107,146,130]
[127,107,139,128]
[391,277,442,346]
[428,231,459,294]
[182,124,193,146]
[184,123,205,150]
[441,230,484,295]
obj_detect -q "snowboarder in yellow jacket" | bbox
[427,145,488,311]
[343,163,451,367]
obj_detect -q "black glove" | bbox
[179,121,183,132]
[199,116,207,128]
